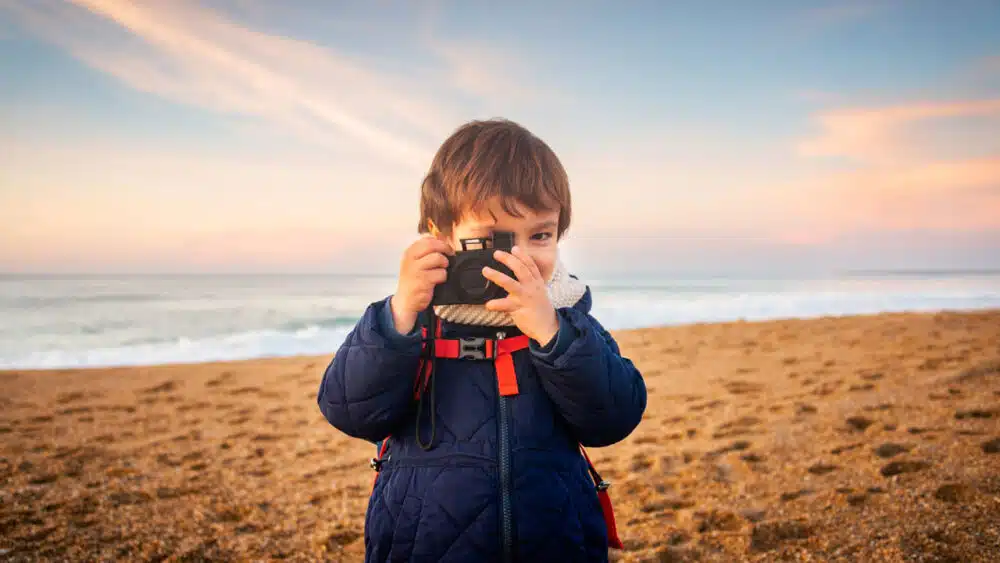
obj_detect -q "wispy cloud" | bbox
[959,53,1000,92]
[797,98,1000,163]
[422,37,537,104]
[968,54,1000,77]
[792,0,891,35]
[793,89,844,104]
[809,158,1000,232]
[1,0,535,170]
[803,3,879,26]
[788,97,1000,240]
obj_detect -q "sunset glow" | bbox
[1,1,998,275]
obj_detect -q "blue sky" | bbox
[1,0,998,275]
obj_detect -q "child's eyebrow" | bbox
[531,220,558,231]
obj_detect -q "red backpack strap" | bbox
[413,325,428,399]
[580,445,624,549]
[495,335,528,396]
[413,317,441,401]
[413,315,443,450]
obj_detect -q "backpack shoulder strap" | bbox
[580,445,624,549]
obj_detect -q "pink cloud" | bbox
[812,157,1000,230]
[798,98,1000,163]
[786,98,1000,241]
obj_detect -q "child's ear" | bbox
[427,219,442,239]
[427,220,456,251]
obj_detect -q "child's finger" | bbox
[415,252,449,271]
[511,246,542,280]
[482,266,519,294]
[423,268,447,285]
[493,249,534,282]
[484,297,516,312]
[414,236,455,258]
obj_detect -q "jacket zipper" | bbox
[496,330,514,563]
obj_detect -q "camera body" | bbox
[431,231,516,306]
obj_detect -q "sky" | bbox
[1,0,999,276]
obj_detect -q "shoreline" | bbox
[4,307,999,374]
[2,309,999,561]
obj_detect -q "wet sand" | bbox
[2,309,999,562]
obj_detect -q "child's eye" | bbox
[531,232,553,242]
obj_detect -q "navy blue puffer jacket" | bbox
[317,288,647,562]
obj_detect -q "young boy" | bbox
[317,119,647,563]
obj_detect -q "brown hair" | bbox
[418,118,571,239]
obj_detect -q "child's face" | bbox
[444,198,560,283]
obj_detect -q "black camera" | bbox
[431,231,516,306]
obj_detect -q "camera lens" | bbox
[458,259,490,298]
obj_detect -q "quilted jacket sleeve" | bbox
[317,296,423,442]
[529,307,647,448]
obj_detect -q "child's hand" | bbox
[391,236,454,334]
[482,246,560,346]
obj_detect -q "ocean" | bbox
[2,272,999,370]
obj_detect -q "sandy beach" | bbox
[2,309,999,562]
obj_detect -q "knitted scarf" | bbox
[434,258,587,327]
